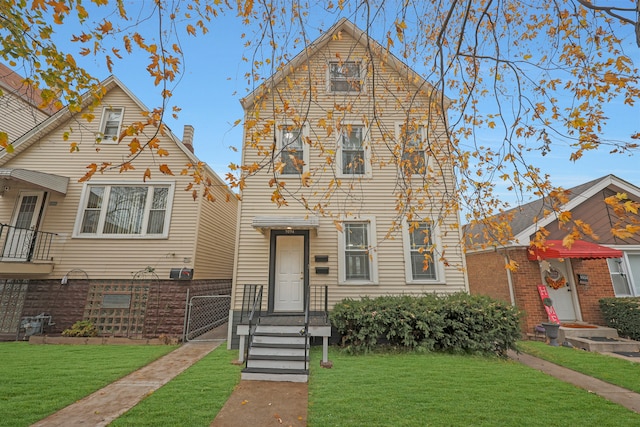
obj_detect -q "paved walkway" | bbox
[32,343,640,426]
[32,340,223,427]
[507,350,640,413]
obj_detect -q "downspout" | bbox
[504,254,516,306]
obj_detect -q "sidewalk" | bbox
[508,350,640,413]
[32,340,222,427]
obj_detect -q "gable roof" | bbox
[240,18,449,110]
[466,174,640,249]
[0,75,233,196]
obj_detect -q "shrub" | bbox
[331,293,521,356]
[61,320,98,337]
[599,297,640,340]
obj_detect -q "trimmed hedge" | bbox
[330,293,521,356]
[599,297,640,340]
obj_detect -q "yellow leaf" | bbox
[301,171,311,187]
[186,24,196,36]
[159,164,174,175]
[143,168,151,182]
[558,211,572,223]
[157,148,169,157]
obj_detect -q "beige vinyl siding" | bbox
[0,88,50,143]
[0,86,231,280]
[192,177,238,279]
[233,30,466,311]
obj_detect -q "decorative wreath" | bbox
[545,267,567,290]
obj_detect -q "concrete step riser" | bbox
[241,372,308,382]
[566,338,640,353]
[247,360,308,370]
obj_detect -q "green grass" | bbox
[110,344,241,426]
[308,347,640,426]
[518,341,640,393]
[0,342,176,427]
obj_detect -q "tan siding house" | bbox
[0,75,237,339]
[465,174,639,335]
[229,19,467,351]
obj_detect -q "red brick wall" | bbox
[19,279,231,338]
[570,258,615,325]
[466,251,511,302]
[509,250,549,334]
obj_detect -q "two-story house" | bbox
[0,72,237,341]
[229,18,468,381]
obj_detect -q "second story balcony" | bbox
[0,224,56,275]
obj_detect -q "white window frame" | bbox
[607,249,640,297]
[73,181,175,239]
[402,219,446,284]
[277,123,309,176]
[327,61,363,93]
[98,107,124,143]
[396,121,427,176]
[336,123,371,178]
[338,216,378,285]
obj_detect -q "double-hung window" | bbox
[338,124,368,176]
[76,183,173,238]
[278,124,307,175]
[100,107,124,142]
[607,254,640,297]
[339,218,378,284]
[399,122,426,175]
[403,221,442,283]
[329,61,362,93]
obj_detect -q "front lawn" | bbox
[518,341,640,393]
[308,348,640,426]
[0,342,176,427]
[111,344,241,426]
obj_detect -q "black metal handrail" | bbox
[303,284,311,371]
[244,285,263,367]
[310,285,329,323]
[0,224,56,262]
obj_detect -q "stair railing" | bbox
[244,285,263,367]
[303,284,311,371]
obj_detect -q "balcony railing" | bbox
[0,224,56,262]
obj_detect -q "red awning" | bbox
[527,240,623,261]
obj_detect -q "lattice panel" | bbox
[0,280,28,334]
[84,283,150,337]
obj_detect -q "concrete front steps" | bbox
[241,324,309,383]
[559,324,640,354]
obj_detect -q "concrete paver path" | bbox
[32,341,222,427]
[508,350,640,413]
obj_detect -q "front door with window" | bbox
[273,234,305,312]
[542,260,578,321]
[4,191,45,260]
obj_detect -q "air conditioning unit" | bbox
[170,268,194,280]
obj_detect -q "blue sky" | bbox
[9,4,640,204]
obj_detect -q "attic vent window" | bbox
[100,107,124,142]
[329,61,362,93]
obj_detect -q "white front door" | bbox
[542,260,578,321]
[4,192,45,260]
[274,235,304,312]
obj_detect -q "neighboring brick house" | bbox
[465,175,640,335]
[0,72,237,340]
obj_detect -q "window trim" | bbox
[336,122,371,178]
[402,219,446,284]
[73,181,175,239]
[396,121,427,176]
[276,122,309,176]
[337,217,378,285]
[327,60,363,93]
[98,107,124,143]
[608,250,640,297]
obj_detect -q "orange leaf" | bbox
[143,168,151,182]
[159,164,174,175]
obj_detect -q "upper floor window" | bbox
[278,124,308,175]
[75,183,173,238]
[403,220,443,283]
[99,107,124,142]
[398,122,426,175]
[329,61,362,93]
[338,124,369,176]
[338,217,378,284]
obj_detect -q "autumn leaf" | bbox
[143,168,151,182]
[159,164,174,175]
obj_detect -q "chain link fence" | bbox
[185,295,230,342]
